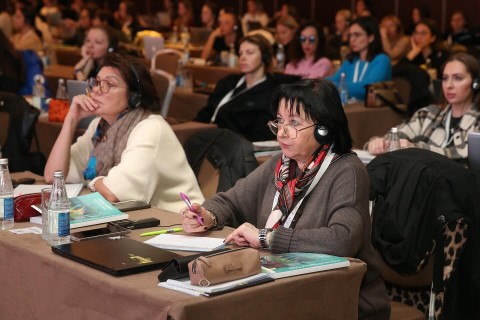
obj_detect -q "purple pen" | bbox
[180,192,204,226]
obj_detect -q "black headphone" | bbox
[128,62,142,108]
[472,76,479,91]
[313,124,331,145]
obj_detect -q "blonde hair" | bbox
[381,15,404,35]
[276,15,299,30]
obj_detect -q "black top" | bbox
[195,73,300,141]
[403,48,450,79]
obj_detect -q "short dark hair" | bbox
[239,34,272,68]
[100,53,161,112]
[414,19,442,51]
[289,21,328,66]
[347,16,383,62]
[272,79,352,154]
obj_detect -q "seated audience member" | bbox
[241,0,269,35]
[328,16,391,101]
[196,35,294,142]
[271,4,301,26]
[44,53,204,212]
[201,1,218,31]
[328,9,352,60]
[380,15,410,65]
[274,15,298,65]
[117,0,143,42]
[183,79,390,320]
[58,8,79,46]
[285,21,333,79]
[201,8,242,63]
[173,0,194,32]
[366,53,480,162]
[403,19,449,79]
[0,0,13,38]
[73,25,118,81]
[10,6,42,54]
[67,3,98,47]
[0,30,24,93]
[354,0,375,18]
[156,0,175,30]
[405,5,431,35]
[443,11,479,50]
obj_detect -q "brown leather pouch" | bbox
[188,248,261,286]
[14,193,42,222]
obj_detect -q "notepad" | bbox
[144,234,225,252]
[14,184,83,198]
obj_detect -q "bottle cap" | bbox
[53,170,64,178]
[0,158,8,165]
[391,127,398,133]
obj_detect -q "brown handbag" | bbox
[365,81,406,115]
[14,193,42,222]
[188,247,261,286]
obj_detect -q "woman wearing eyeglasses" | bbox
[183,79,390,319]
[284,21,333,79]
[328,16,391,101]
[45,53,204,212]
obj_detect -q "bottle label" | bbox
[340,90,348,105]
[57,211,70,237]
[0,197,14,220]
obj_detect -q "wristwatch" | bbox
[259,228,270,249]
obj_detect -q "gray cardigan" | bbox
[203,153,390,320]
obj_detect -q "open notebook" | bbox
[144,234,225,252]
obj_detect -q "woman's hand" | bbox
[367,137,387,155]
[400,139,414,149]
[180,203,213,233]
[80,43,91,59]
[65,94,98,123]
[224,223,261,248]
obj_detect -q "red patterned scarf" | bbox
[272,144,330,228]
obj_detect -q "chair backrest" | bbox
[151,49,183,77]
[392,76,411,105]
[150,69,176,117]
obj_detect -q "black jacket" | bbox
[195,73,300,142]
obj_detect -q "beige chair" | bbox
[150,69,176,117]
[151,48,183,77]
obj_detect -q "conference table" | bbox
[2,173,367,320]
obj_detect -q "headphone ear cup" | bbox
[472,79,479,91]
[128,91,142,108]
[314,125,330,145]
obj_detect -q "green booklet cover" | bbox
[68,192,129,229]
[260,252,350,279]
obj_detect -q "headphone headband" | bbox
[127,62,142,108]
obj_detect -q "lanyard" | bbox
[353,60,369,83]
[441,108,454,148]
[270,145,335,228]
[210,76,266,122]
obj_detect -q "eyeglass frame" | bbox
[299,35,317,44]
[267,120,317,139]
[347,31,367,39]
[87,78,128,94]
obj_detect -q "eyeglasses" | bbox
[299,35,317,44]
[347,32,367,38]
[87,78,127,94]
[267,120,317,139]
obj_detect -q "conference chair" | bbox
[150,69,176,117]
[151,48,183,77]
[368,149,478,320]
[392,76,411,107]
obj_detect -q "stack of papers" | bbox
[159,273,273,296]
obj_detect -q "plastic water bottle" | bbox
[56,78,68,100]
[47,170,70,246]
[171,26,178,43]
[228,45,237,68]
[0,159,14,230]
[387,127,400,152]
[276,44,285,69]
[180,26,191,46]
[338,72,349,106]
[32,74,46,110]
